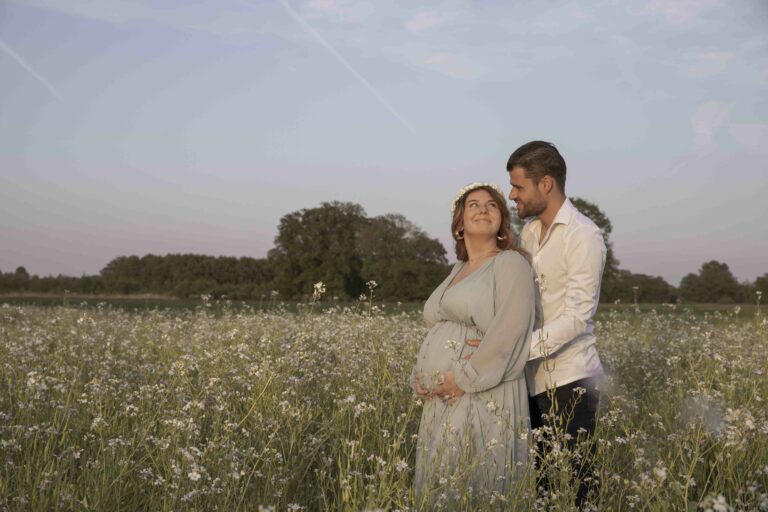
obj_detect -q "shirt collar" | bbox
[524,197,576,232]
[552,197,577,226]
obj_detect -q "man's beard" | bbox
[518,200,546,219]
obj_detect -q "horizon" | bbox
[1,193,762,288]
[2,0,767,285]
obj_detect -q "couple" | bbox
[411,141,606,508]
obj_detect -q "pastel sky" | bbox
[1,0,767,286]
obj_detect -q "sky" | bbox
[1,0,767,286]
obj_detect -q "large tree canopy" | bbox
[268,201,368,299]
[679,260,744,303]
[357,214,450,301]
[269,202,450,300]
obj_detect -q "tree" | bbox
[752,273,768,303]
[610,270,675,304]
[357,214,450,301]
[7,267,31,291]
[266,202,452,301]
[100,256,142,294]
[96,254,275,298]
[268,201,367,299]
[679,260,744,303]
[570,197,620,302]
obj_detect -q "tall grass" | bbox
[0,301,766,511]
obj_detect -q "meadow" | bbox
[0,298,766,511]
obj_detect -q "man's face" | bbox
[508,166,547,219]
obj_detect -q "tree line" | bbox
[2,200,765,303]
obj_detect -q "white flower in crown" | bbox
[451,182,505,216]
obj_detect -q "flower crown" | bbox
[451,182,505,216]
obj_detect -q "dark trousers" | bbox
[529,377,600,508]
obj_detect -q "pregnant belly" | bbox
[413,322,481,391]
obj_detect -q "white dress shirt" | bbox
[521,198,606,396]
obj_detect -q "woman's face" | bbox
[461,188,502,239]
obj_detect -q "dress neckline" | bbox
[444,252,499,292]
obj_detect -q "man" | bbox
[508,140,605,507]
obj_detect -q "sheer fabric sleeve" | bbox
[453,251,536,393]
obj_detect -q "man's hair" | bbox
[506,140,566,194]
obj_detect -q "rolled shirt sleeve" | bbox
[528,226,606,360]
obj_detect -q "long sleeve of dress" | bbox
[453,251,536,393]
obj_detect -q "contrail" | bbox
[0,37,63,101]
[271,0,415,133]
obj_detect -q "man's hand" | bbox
[463,339,481,360]
[432,371,465,402]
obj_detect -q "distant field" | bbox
[0,293,760,318]
[1,303,766,510]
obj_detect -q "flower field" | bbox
[1,301,766,511]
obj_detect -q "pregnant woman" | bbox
[411,182,539,506]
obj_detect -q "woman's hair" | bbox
[451,185,526,262]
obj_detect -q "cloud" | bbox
[305,0,373,23]
[688,51,733,77]
[423,52,485,79]
[729,123,768,155]
[691,101,729,152]
[405,12,447,34]
[645,0,721,23]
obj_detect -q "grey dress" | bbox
[411,250,538,506]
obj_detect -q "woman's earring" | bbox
[496,233,506,240]
[455,230,464,240]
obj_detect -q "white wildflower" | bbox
[486,438,501,450]
[312,282,326,301]
[701,494,733,512]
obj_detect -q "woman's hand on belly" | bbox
[413,376,432,400]
[433,371,465,402]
